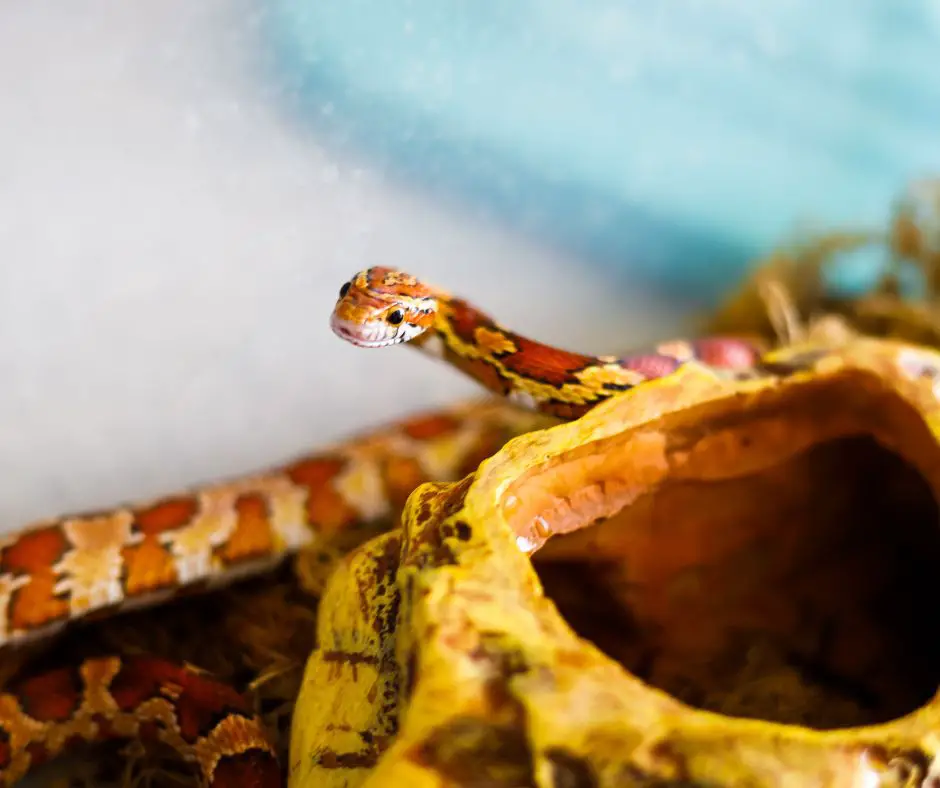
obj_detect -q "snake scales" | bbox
[0,267,765,786]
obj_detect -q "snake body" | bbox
[0,401,545,785]
[0,267,765,785]
[0,654,280,787]
[330,266,766,418]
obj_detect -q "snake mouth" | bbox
[330,315,400,348]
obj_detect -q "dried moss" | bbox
[709,179,940,345]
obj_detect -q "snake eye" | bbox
[339,281,351,299]
[387,309,404,325]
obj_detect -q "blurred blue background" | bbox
[267,0,940,303]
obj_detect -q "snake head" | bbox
[330,267,439,348]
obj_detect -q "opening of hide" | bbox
[505,370,940,729]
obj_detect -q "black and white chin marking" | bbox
[330,315,418,348]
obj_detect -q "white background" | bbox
[0,0,684,532]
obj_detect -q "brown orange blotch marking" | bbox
[499,334,595,387]
[133,497,199,536]
[3,526,70,631]
[108,656,254,742]
[106,658,167,713]
[401,413,460,441]
[172,686,250,742]
[217,494,274,564]
[121,539,177,596]
[443,299,500,345]
[12,665,84,723]
[1,526,68,573]
[8,577,68,632]
[286,457,360,535]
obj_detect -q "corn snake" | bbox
[0,266,764,786]
[330,267,766,419]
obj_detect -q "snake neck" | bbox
[406,295,766,420]
[409,296,651,420]
[331,268,764,420]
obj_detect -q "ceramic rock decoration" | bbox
[290,335,940,788]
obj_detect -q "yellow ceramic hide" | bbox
[290,336,940,787]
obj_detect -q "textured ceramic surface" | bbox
[290,335,940,786]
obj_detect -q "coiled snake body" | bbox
[0,267,765,786]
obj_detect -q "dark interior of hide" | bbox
[527,377,940,730]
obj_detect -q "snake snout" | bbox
[330,313,399,348]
